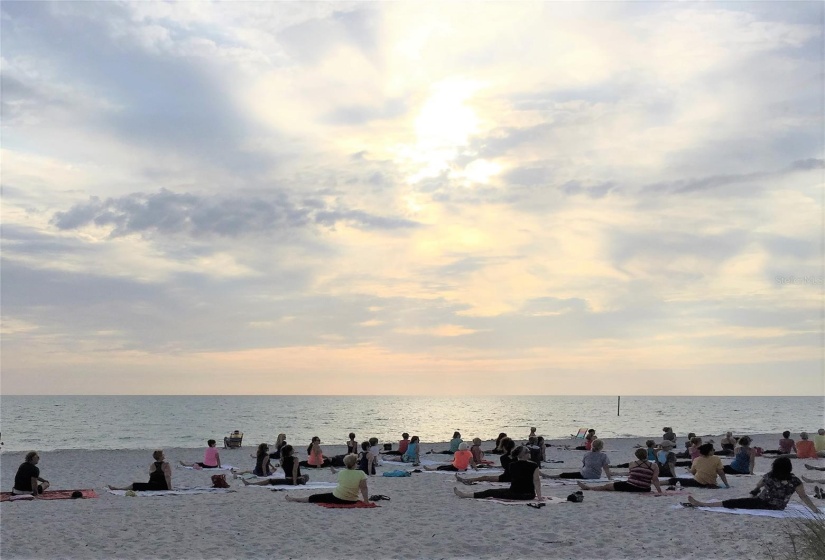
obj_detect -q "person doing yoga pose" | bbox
[300,437,333,468]
[179,439,222,469]
[724,436,756,475]
[577,448,663,495]
[242,445,309,486]
[424,442,477,471]
[285,454,368,505]
[685,457,818,514]
[669,443,730,488]
[542,439,611,480]
[107,450,172,491]
[457,438,516,485]
[453,446,541,501]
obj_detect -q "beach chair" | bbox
[572,427,588,439]
[224,431,243,449]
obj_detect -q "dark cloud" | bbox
[51,189,418,237]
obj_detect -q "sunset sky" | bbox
[1,1,822,395]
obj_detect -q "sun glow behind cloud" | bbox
[0,1,822,395]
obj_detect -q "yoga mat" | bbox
[179,465,235,471]
[107,487,235,497]
[423,468,503,475]
[316,501,379,509]
[241,482,337,491]
[1,489,98,502]
[481,496,568,506]
[673,502,825,519]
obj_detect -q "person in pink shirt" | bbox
[179,439,222,469]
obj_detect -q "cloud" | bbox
[51,189,418,237]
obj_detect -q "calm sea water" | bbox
[0,396,822,452]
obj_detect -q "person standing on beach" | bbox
[179,439,222,469]
[107,450,172,491]
[12,451,50,497]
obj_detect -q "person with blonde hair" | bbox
[285,454,368,504]
[542,439,611,480]
[107,450,171,491]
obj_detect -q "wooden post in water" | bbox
[617,396,621,416]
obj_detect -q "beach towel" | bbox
[1,489,98,502]
[540,476,628,486]
[423,468,504,475]
[481,496,568,506]
[107,487,235,497]
[179,465,235,471]
[316,501,379,509]
[264,482,338,491]
[673,502,825,519]
[382,470,412,477]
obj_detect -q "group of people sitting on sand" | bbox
[13,425,825,514]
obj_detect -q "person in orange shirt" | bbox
[783,432,817,459]
[424,442,478,472]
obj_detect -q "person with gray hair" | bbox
[541,439,612,480]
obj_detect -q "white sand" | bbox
[2,433,824,559]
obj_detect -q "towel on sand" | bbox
[1,489,98,502]
[481,496,568,506]
[674,502,825,519]
[244,482,337,491]
[180,465,235,471]
[108,487,235,497]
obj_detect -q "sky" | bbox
[1,1,823,396]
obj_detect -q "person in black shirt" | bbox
[13,451,50,497]
[453,446,541,501]
[106,450,171,491]
[456,438,516,485]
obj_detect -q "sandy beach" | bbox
[2,432,824,559]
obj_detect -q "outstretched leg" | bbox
[242,478,272,486]
[577,481,614,492]
[802,475,825,484]
[687,495,724,508]
[285,494,309,503]
[805,464,825,471]
[454,487,474,499]
[106,484,133,491]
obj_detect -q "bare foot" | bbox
[242,479,250,486]
[284,494,297,502]
[577,481,589,491]
[687,495,700,506]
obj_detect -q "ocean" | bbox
[0,395,821,452]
